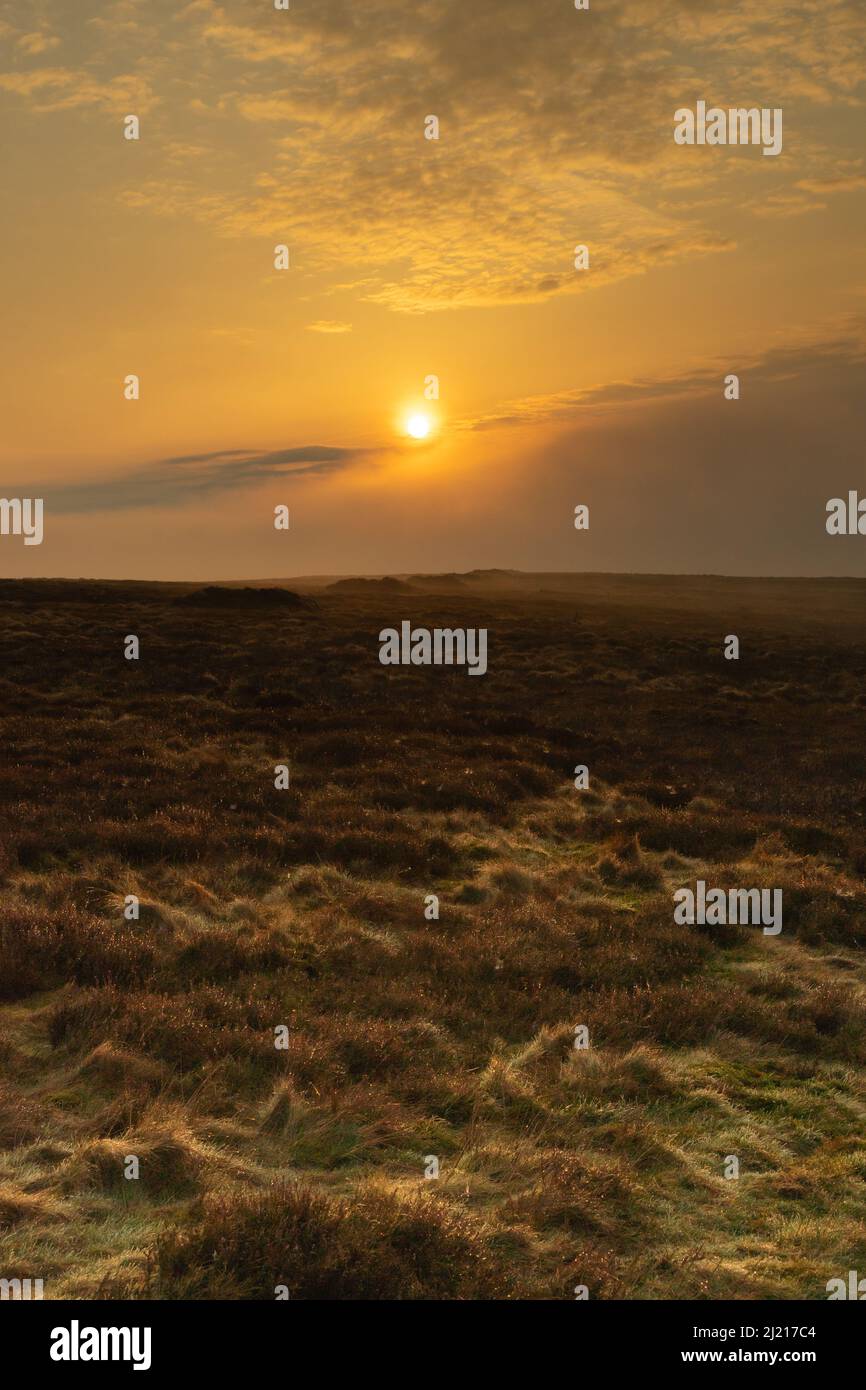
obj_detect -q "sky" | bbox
[1,0,864,580]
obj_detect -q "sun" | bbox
[405,412,431,440]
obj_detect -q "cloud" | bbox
[306,320,352,334]
[796,173,866,193]
[0,66,155,112]
[3,0,861,312]
[16,33,61,55]
[459,320,866,431]
[35,444,366,514]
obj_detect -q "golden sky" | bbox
[1,0,864,578]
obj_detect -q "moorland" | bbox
[0,571,864,1299]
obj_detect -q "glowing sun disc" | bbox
[406,412,431,439]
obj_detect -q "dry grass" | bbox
[0,574,864,1299]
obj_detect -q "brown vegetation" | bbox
[0,573,864,1299]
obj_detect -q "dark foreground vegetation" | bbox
[0,572,864,1299]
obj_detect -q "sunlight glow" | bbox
[406,412,432,439]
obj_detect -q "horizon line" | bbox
[1,570,865,586]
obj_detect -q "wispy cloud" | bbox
[3,0,862,311]
[459,320,866,431]
[305,320,352,334]
[0,65,155,111]
[16,32,61,56]
[36,444,366,514]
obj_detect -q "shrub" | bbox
[151,1183,514,1300]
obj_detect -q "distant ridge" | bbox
[173,586,315,610]
[232,569,866,592]
[326,577,415,594]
